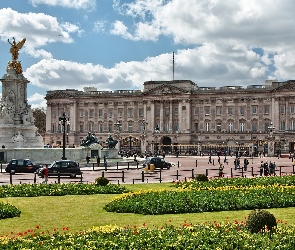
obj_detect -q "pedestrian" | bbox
[42,165,49,184]
[86,155,90,166]
[260,161,264,176]
[264,161,269,176]
[244,158,249,171]
[219,164,224,177]
[97,155,100,167]
[103,155,107,167]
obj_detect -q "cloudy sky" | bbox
[0,0,295,108]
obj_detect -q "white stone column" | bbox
[186,99,191,133]
[178,100,182,133]
[169,101,173,132]
[160,101,164,131]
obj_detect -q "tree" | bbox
[32,108,46,133]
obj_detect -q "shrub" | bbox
[246,209,277,233]
[95,177,109,186]
[194,174,209,182]
[0,201,21,219]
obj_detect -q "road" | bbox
[0,155,293,185]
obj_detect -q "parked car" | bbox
[143,157,172,169]
[38,160,81,178]
[5,159,42,174]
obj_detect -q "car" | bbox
[38,160,81,178]
[5,159,42,174]
[143,157,172,169]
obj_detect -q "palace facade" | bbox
[45,79,295,155]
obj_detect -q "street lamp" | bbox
[59,112,69,160]
[140,119,148,145]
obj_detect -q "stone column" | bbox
[169,101,173,132]
[178,100,182,133]
[186,99,191,133]
[160,101,164,131]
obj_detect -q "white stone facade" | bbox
[45,79,295,155]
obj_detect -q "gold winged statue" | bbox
[7,37,26,74]
[8,37,26,61]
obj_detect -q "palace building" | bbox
[45,79,295,155]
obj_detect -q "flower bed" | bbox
[104,182,295,214]
[175,175,295,190]
[0,201,21,219]
[0,221,295,249]
[0,183,127,197]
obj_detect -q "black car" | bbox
[143,157,172,169]
[38,160,81,178]
[5,159,42,174]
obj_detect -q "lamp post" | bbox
[59,112,69,160]
[154,124,160,155]
[128,135,133,151]
[140,119,148,144]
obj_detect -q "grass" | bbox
[0,182,294,236]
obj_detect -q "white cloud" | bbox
[28,93,47,109]
[29,0,96,11]
[0,8,83,59]
[25,41,274,91]
[93,20,107,33]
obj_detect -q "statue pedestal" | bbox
[101,148,120,159]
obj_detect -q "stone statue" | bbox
[106,134,118,149]
[80,132,99,147]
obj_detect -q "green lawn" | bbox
[0,182,294,236]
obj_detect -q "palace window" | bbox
[98,109,103,118]
[205,107,210,115]
[128,109,133,117]
[139,108,144,117]
[228,122,233,132]
[228,107,233,115]
[52,124,57,133]
[290,120,295,131]
[80,110,84,117]
[108,123,113,133]
[174,123,179,131]
[118,108,123,117]
[264,122,269,132]
[174,107,179,115]
[240,106,245,115]
[252,106,258,115]
[216,123,222,132]
[165,108,170,116]
[79,124,84,133]
[108,109,113,118]
[128,123,133,132]
[205,122,210,132]
[52,111,56,118]
[290,105,295,114]
[280,121,286,131]
[194,107,199,115]
[99,123,103,132]
[252,121,258,131]
[89,109,94,118]
[240,122,245,132]
[194,123,198,132]
[89,123,93,132]
[264,105,270,115]
[216,106,222,115]
[280,105,285,114]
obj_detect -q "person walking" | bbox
[103,155,107,167]
[260,161,264,176]
[244,158,249,171]
[86,155,90,167]
[42,165,49,184]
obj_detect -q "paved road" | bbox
[0,155,293,185]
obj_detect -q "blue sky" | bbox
[0,0,295,108]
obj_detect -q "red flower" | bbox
[36,225,40,229]
[142,223,146,227]
[169,219,172,222]
[40,242,43,245]
[237,227,241,231]
[133,225,137,229]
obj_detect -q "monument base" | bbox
[101,148,120,159]
[0,124,44,149]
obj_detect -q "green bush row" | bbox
[0,183,127,197]
[1,222,295,249]
[0,201,21,219]
[104,184,295,214]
